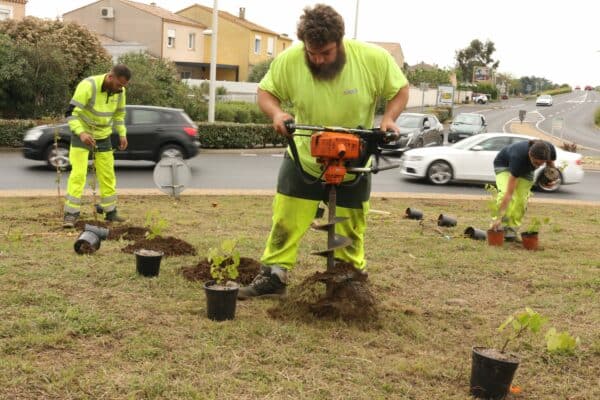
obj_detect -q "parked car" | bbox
[398,133,584,193]
[472,93,488,104]
[447,113,487,143]
[379,112,444,154]
[536,94,553,106]
[584,85,594,91]
[23,105,200,169]
[574,86,581,90]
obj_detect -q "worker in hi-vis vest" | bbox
[62,64,131,228]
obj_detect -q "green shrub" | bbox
[0,119,36,147]
[428,107,452,122]
[595,107,600,127]
[197,122,285,148]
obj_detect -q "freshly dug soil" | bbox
[180,257,262,285]
[121,236,196,256]
[269,261,378,322]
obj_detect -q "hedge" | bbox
[197,122,286,148]
[0,119,36,147]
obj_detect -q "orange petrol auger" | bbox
[283,120,404,273]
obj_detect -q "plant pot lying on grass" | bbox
[470,308,546,399]
[204,239,241,321]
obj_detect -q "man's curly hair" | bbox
[296,4,345,48]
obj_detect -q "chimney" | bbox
[239,7,245,19]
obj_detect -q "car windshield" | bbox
[454,114,481,125]
[396,115,422,128]
[538,95,551,100]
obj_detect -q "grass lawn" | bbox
[0,194,598,399]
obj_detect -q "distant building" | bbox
[177,4,293,81]
[0,0,26,21]
[368,41,404,68]
[96,34,147,63]
[63,0,205,76]
[407,62,438,72]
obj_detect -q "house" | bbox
[0,0,26,21]
[368,41,404,68]
[96,34,147,63]
[176,5,293,81]
[63,0,205,75]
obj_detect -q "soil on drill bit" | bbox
[180,257,262,285]
[121,236,196,257]
[76,242,96,254]
[268,261,378,323]
[74,220,148,241]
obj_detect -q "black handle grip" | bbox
[284,119,296,135]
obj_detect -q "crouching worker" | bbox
[63,64,131,228]
[490,139,557,240]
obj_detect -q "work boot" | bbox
[238,265,288,300]
[62,212,79,229]
[504,226,521,243]
[105,209,126,222]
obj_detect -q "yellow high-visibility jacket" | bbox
[67,74,127,140]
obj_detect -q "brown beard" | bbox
[305,45,347,80]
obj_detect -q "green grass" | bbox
[0,195,599,399]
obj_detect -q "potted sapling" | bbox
[203,239,240,321]
[470,307,547,399]
[485,184,504,246]
[134,211,167,277]
[521,217,550,251]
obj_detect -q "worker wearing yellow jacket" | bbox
[63,64,131,228]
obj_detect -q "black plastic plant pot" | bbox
[84,224,109,240]
[204,281,239,321]
[464,226,487,240]
[74,230,101,254]
[404,207,423,220]
[470,347,520,399]
[134,249,164,277]
[437,214,457,227]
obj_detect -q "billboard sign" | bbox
[473,66,490,82]
[437,85,454,106]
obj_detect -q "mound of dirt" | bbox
[121,236,196,256]
[74,220,148,241]
[268,262,378,323]
[180,257,262,285]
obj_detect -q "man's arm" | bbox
[379,85,409,133]
[257,88,293,136]
[67,80,96,147]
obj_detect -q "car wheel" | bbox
[536,173,562,193]
[45,143,70,170]
[158,144,185,160]
[426,160,453,185]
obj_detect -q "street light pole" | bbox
[353,0,359,39]
[208,0,219,123]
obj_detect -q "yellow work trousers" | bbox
[495,171,534,229]
[64,146,117,214]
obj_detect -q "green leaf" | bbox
[545,328,579,354]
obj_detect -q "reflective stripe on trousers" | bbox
[64,146,117,213]
[495,171,533,228]
[260,193,369,270]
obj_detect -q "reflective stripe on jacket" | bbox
[67,74,126,140]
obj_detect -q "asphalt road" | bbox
[4,151,600,201]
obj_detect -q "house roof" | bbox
[63,0,205,28]
[3,0,27,4]
[369,41,402,53]
[177,3,287,37]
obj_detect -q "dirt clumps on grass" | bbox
[180,257,262,284]
[74,220,148,241]
[269,261,378,323]
[121,236,196,257]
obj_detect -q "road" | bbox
[4,151,600,201]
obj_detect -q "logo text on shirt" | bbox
[343,88,358,95]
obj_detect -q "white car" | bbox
[472,94,488,104]
[398,133,584,192]
[536,94,553,106]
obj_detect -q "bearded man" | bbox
[238,4,409,299]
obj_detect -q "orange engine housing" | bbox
[310,132,362,184]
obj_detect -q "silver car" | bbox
[448,113,487,143]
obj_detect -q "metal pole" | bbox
[208,0,219,123]
[353,0,359,39]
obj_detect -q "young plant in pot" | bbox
[521,217,550,251]
[470,307,547,399]
[204,239,241,321]
[485,184,504,246]
[144,210,168,240]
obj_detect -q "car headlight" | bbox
[23,127,45,141]
[405,155,424,161]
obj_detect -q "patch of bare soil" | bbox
[74,220,148,241]
[269,262,379,324]
[180,257,262,285]
[121,236,196,257]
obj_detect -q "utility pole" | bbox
[353,0,360,39]
[208,0,219,123]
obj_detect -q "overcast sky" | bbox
[25,0,598,87]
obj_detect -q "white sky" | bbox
[25,0,599,87]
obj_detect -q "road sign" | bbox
[518,110,526,123]
[437,85,454,106]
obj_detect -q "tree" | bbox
[117,52,188,107]
[455,39,500,83]
[406,66,451,87]
[247,58,273,83]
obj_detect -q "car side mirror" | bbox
[471,145,483,151]
[423,121,431,129]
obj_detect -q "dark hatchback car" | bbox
[380,112,444,154]
[447,112,487,143]
[23,105,200,168]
